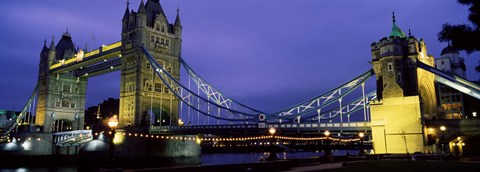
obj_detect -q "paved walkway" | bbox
[285,162,343,172]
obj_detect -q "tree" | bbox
[438,0,480,72]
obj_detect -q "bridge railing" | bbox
[149,122,371,134]
[52,130,92,146]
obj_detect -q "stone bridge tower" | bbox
[119,0,182,128]
[369,13,437,154]
[36,32,87,133]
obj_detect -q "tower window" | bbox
[146,62,151,70]
[161,26,165,33]
[155,83,162,92]
[63,84,71,93]
[397,73,402,82]
[387,62,393,72]
[441,61,445,65]
[151,36,155,43]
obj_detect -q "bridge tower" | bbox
[119,0,182,128]
[36,32,87,132]
[369,13,437,154]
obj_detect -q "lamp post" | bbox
[358,132,365,155]
[323,130,333,162]
[324,130,331,154]
[107,116,119,163]
[266,127,277,161]
[440,126,446,153]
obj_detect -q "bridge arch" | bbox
[142,106,169,127]
[52,119,73,132]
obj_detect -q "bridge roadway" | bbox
[149,122,371,135]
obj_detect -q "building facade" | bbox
[370,13,437,154]
[36,32,87,133]
[435,46,466,119]
[119,0,182,127]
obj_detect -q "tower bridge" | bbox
[1,0,480,158]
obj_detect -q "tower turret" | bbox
[174,7,182,38]
[48,36,56,66]
[369,13,437,154]
[137,0,147,27]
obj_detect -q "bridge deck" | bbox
[149,122,371,135]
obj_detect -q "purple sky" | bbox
[0,0,478,113]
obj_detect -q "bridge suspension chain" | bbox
[142,47,257,123]
[1,84,39,137]
[303,90,377,123]
[180,57,264,115]
[268,69,375,121]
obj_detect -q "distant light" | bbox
[324,130,330,137]
[359,132,364,138]
[440,126,446,131]
[268,127,276,135]
[110,66,113,69]
[473,112,477,117]
[428,128,435,133]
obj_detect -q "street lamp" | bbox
[440,126,446,154]
[107,116,119,163]
[358,132,365,155]
[266,127,277,161]
[324,130,330,139]
[269,127,276,135]
[323,130,333,162]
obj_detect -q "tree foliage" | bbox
[438,0,480,72]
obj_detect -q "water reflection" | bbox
[4,150,361,171]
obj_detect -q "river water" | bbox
[1,150,360,171]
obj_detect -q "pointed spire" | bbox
[174,7,182,27]
[40,38,49,56]
[49,35,55,50]
[138,0,146,14]
[392,12,396,23]
[389,12,406,38]
[63,28,71,37]
[123,0,130,20]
